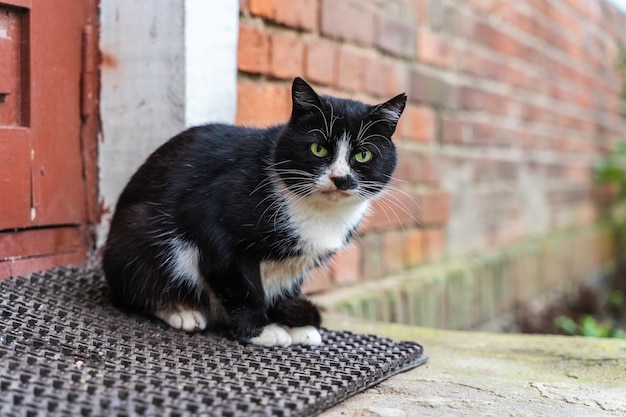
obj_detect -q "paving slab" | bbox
[320,315,626,417]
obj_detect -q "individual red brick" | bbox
[397,104,436,142]
[305,42,338,86]
[423,228,445,261]
[337,46,366,93]
[416,190,450,226]
[302,264,333,294]
[363,57,406,99]
[270,33,304,79]
[403,228,425,267]
[383,232,406,274]
[377,16,416,59]
[332,243,361,285]
[275,0,318,32]
[250,0,318,31]
[394,150,439,184]
[236,81,291,126]
[360,238,384,281]
[417,26,454,68]
[320,0,376,46]
[440,117,467,144]
[382,60,407,97]
[472,20,523,57]
[237,24,270,74]
[249,0,273,17]
[364,56,386,98]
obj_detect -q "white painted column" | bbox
[98,0,239,246]
[184,0,239,126]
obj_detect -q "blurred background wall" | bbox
[236,0,626,329]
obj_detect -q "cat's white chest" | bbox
[260,198,368,302]
[291,201,367,254]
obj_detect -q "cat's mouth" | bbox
[319,188,352,201]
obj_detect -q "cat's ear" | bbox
[371,93,407,134]
[291,77,323,112]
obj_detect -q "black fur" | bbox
[103,77,406,342]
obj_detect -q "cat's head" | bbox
[273,77,406,206]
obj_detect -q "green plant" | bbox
[596,44,626,196]
[594,141,626,199]
[555,314,626,339]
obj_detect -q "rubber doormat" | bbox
[0,267,427,417]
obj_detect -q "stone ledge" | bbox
[320,314,626,417]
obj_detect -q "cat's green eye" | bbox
[310,143,328,157]
[354,149,372,163]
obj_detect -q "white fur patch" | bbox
[168,238,202,290]
[260,192,368,303]
[287,326,322,345]
[287,195,368,255]
[260,257,312,303]
[155,309,208,332]
[330,136,351,178]
[250,324,292,347]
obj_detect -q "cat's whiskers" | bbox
[355,118,387,146]
[307,102,332,137]
[356,182,421,230]
[249,160,294,196]
[306,128,328,142]
[359,132,392,150]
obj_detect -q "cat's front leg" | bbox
[269,297,323,346]
[207,259,293,347]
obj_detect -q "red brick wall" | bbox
[237,0,626,294]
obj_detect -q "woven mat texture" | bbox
[0,267,426,417]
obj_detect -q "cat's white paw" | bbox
[287,325,322,346]
[155,309,207,332]
[250,324,292,347]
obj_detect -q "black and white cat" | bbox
[103,77,406,347]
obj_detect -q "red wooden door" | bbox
[0,0,98,278]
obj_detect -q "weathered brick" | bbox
[237,24,270,74]
[320,0,376,46]
[383,232,406,274]
[439,116,468,144]
[236,81,291,126]
[397,104,436,142]
[302,264,333,294]
[269,33,304,79]
[336,46,366,93]
[417,26,455,68]
[423,227,445,261]
[305,41,338,86]
[332,243,361,285]
[360,238,384,281]
[408,70,444,106]
[249,0,273,17]
[377,16,416,59]
[249,0,318,31]
[364,57,406,99]
[394,149,439,184]
[403,228,425,267]
[416,190,451,226]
